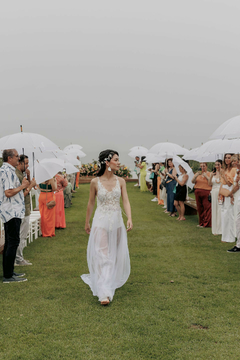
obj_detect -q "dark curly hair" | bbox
[97,149,119,177]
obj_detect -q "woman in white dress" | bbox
[82,150,132,306]
[208,160,222,235]
[232,155,240,237]
[219,154,236,243]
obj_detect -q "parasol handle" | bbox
[32,152,35,179]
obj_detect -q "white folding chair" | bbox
[29,190,41,241]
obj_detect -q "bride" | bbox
[81,150,133,305]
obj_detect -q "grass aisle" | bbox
[1,183,240,359]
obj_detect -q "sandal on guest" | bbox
[101,297,110,305]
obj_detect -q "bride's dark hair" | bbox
[97,149,119,177]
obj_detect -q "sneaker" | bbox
[3,275,28,283]
[15,259,32,266]
[13,272,25,277]
[151,197,158,202]
[227,246,240,253]
[134,184,139,187]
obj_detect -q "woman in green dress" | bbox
[138,156,148,192]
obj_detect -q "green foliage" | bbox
[187,160,215,173]
[1,184,240,359]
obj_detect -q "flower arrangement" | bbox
[80,161,132,178]
[115,165,132,178]
[79,161,98,177]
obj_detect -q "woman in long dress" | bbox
[38,178,57,237]
[165,158,177,216]
[192,162,212,228]
[208,160,222,235]
[219,154,236,242]
[81,150,132,306]
[138,156,148,192]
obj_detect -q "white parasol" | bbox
[148,142,188,158]
[0,132,59,154]
[33,158,64,185]
[63,162,79,174]
[145,153,165,163]
[172,156,194,189]
[63,144,83,152]
[209,115,240,140]
[128,146,149,158]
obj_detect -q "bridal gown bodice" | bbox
[97,177,121,214]
[95,177,122,232]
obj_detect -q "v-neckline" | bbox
[98,176,118,193]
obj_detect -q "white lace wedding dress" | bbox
[81,176,130,302]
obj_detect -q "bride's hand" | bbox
[85,223,91,234]
[126,219,133,232]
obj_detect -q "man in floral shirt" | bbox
[0,149,29,283]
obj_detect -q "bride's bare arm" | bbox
[85,179,97,234]
[120,178,133,232]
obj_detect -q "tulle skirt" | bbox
[81,208,130,302]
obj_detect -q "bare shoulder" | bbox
[117,176,126,186]
[90,177,98,187]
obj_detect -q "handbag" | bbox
[160,179,166,189]
[149,172,154,180]
[219,187,230,197]
[46,186,56,209]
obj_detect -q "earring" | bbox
[108,166,112,172]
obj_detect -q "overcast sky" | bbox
[1,0,240,168]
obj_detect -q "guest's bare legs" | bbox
[179,201,186,220]
[174,200,181,220]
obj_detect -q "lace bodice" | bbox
[97,176,121,214]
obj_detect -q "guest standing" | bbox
[232,155,240,237]
[55,172,68,229]
[165,159,177,216]
[192,162,211,228]
[159,164,167,207]
[208,160,222,235]
[39,178,57,237]
[134,156,140,187]
[227,163,240,252]
[173,165,188,221]
[219,154,236,242]
[0,149,28,283]
[15,155,36,266]
[138,157,148,192]
[151,163,159,202]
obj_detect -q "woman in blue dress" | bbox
[165,159,177,217]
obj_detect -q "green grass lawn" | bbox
[1,183,240,359]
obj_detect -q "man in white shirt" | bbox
[0,149,29,283]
